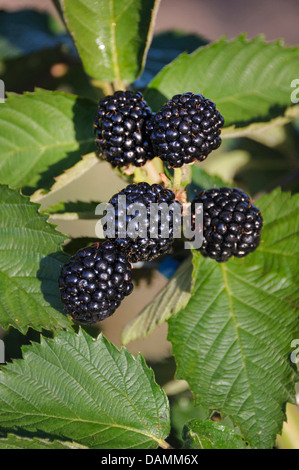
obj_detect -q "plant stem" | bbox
[133,167,145,183]
[173,167,183,191]
[91,80,114,97]
[133,159,163,185]
[152,156,165,175]
[157,439,175,450]
[144,160,163,184]
[113,79,125,92]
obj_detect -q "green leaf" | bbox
[0,89,95,193]
[0,185,72,334]
[121,257,193,345]
[168,189,299,448]
[61,0,160,84]
[145,36,299,127]
[183,420,247,449]
[0,329,170,449]
[0,434,86,449]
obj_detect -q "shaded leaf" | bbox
[2,47,99,103]
[0,10,76,61]
[135,31,207,88]
[191,166,229,190]
[44,201,100,224]
[188,167,231,202]
[234,133,299,195]
[44,201,99,215]
[168,189,299,448]
[31,152,99,206]
[200,151,249,186]
[0,329,170,449]
[62,237,96,256]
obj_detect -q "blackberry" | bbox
[94,90,154,168]
[58,241,133,324]
[191,187,263,262]
[147,92,224,167]
[104,182,182,263]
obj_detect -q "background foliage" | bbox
[0,0,298,450]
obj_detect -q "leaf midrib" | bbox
[220,263,260,448]
[0,401,163,448]
[109,0,121,86]
[0,137,94,160]
[0,346,163,446]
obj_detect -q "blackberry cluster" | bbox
[104,182,182,263]
[94,90,153,168]
[58,241,133,324]
[192,187,263,262]
[64,92,263,324]
[147,92,224,167]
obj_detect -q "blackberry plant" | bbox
[104,182,182,263]
[94,90,154,168]
[148,92,224,167]
[191,187,263,262]
[59,241,133,323]
[0,0,298,452]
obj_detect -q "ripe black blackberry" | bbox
[147,92,224,167]
[191,187,263,262]
[58,241,133,324]
[94,90,154,168]
[104,182,182,263]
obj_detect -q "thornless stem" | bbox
[157,439,175,450]
[133,167,145,183]
[91,80,114,96]
[133,159,163,185]
[173,167,183,191]
[144,160,163,184]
